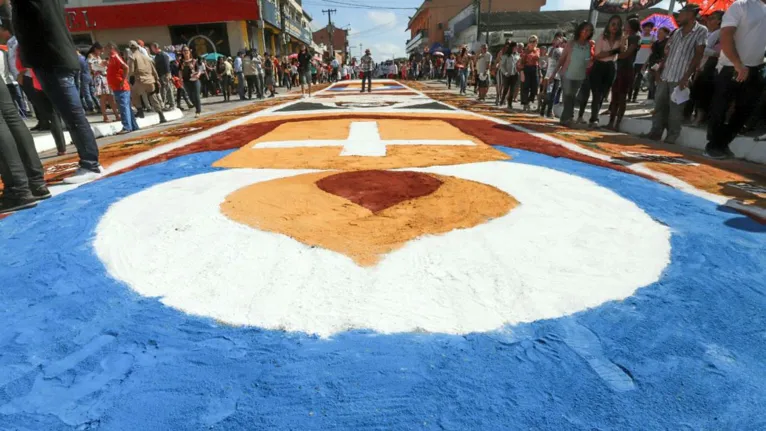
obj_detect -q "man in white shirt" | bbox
[704,0,766,159]
[475,44,492,101]
[233,51,245,100]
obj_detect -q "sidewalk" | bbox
[27,89,301,155]
[420,79,766,165]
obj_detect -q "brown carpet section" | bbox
[445,119,656,181]
[316,170,443,213]
[107,121,284,177]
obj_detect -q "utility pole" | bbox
[667,0,676,14]
[485,0,491,45]
[323,9,337,61]
[587,0,598,28]
[474,0,481,45]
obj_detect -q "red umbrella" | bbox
[594,0,664,14]
[641,13,678,32]
[288,53,298,59]
[685,0,736,14]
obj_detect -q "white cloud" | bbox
[371,41,406,59]
[367,11,397,27]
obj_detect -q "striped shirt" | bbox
[661,22,708,82]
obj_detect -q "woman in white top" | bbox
[86,42,120,123]
[445,53,456,89]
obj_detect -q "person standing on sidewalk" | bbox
[76,49,96,114]
[704,0,766,159]
[445,53,456,89]
[588,15,622,128]
[128,41,166,124]
[646,27,670,101]
[540,33,564,117]
[298,45,313,98]
[555,21,595,126]
[607,18,641,131]
[518,35,541,112]
[690,11,723,126]
[243,52,258,100]
[497,42,517,108]
[262,52,276,98]
[12,0,101,183]
[105,42,138,135]
[87,43,120,123]
[179,47,202,117]
[0,71,49,214]
[631,22,655,103]
[150,43,175,111]
[644,4,707,144]
[475,44,492,102]
[360,49,374,93]
[456,47,469,95]
[233,50,245,100]
[1,23,46,131]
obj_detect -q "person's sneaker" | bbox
[63,167,103,184]
[589,120,600,129]
[0,196,37,214]
[31,185,51,200]
[725,148,736,158]
[703,149,728,160]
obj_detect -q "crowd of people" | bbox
[424,0,765,160]
[0,0,372,215]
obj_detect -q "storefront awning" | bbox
[66,0,260,33]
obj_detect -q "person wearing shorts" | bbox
[297,45,312,97]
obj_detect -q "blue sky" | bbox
[302,0,672,60]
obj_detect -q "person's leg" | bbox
[547,79,560,116]
[0,81,42,202]
[131,84,145,118]
[113,90,132,132]
[707,67,763,153]
[7,84,27,118]
[148,90,167,123]
[21,76,49,129]
[616,69,634,124]
[560,79,580,124]
[589,63,607,124]
[163,75,176,109]
[191,81,202,114]
[46,101,67,154]
[665,82,684,143]
[631,64,643,102]
[576,78,590,121]
[507,75,518,108]
[98,94,109,121]
[649,81,670,138]
[237,72,246,100]
[33,68,100,171]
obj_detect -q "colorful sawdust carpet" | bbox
[0,80,764,430]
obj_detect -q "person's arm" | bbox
[703,31,720,57]
[680,40,706,89]
[618,37,639,60]
[720,3,748,82]
[553,43,571,78]
[120,58,130,86]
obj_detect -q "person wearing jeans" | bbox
[0,78,50,214]
[519,35,541,111]
[589,15,622,127]
[554,21,595,126]
[14,0,101,182]
[105,42,138,134]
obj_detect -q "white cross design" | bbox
[252,121,476,157]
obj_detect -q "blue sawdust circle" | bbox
[0,148,764,430]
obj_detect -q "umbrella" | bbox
[203,52,223,61]
[593,0,663,14]
[641,13,678,32]
[288,53,298,59]
[433,51,444,57]
[685,0,736,14]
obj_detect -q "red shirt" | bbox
[107,53,130,91]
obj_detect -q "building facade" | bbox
[406,0,546,54]
[312,27,348,62]
[64,0,312,56]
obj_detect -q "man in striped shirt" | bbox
[644,4,707,144]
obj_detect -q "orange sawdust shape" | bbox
[214,118,510,170]
[220,171,517,267]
